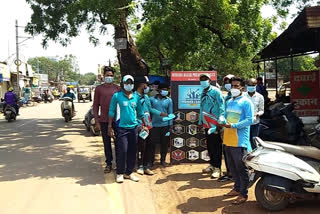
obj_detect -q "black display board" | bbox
[170,71,217,164]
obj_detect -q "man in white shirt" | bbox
[245,78,264,149]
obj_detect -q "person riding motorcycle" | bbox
[62,87,76,112]
[3,87,19,115]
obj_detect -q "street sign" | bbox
[291,70,320,116]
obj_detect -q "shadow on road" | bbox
[0,118,105,186]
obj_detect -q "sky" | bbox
[0,1,314,74]
[0,0,117,75]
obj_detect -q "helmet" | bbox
[67,87,71,92]
[8,87,14,92]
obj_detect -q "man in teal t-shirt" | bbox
[149,83,173,167]
[108,75,144,183]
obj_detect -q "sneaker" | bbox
[217,174,232,182]
[202,165,214,173]
[116,174,124,183]
[104,165,112,173]
[211,168,221,178]
[136,167,144,175]
[144,168,155,175]
[161,161,169,167]
[124,173,139,182]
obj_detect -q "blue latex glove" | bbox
[207,126,217,135]
[165,132,170,136]
[162,114,176,122]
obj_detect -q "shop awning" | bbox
[253,6,320,62]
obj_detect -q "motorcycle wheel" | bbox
[86,124,90,131]
[255,179,289,212]
[64,116,69,122]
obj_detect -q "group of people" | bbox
[93,66,172,183]
[93,65,266,205]
[199,73,265,205]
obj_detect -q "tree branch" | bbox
[197,16,231,49]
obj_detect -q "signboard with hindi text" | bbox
[290,70,320,117]
[170,71,217,164]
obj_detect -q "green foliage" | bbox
[268,0,318,17]
[137,0,274,78]
[271,55,317,76]
[25,0,137,47]
[80,72,97,85]
[28,55,80,82]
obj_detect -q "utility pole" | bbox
[15,20,20,97]
[15,20,33,97]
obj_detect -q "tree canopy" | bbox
[25,0,148,76]
[28,55,80,82]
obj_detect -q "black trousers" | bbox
[100,122,116,166]
[205,130,222,169]
[137,135,153,168]
[150,126,170,164]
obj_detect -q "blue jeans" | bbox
[250,124,260,149]
[116,127,138,175]
[225,146,249,197]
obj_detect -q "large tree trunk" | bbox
[114,11,148,77]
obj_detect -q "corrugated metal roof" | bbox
[253,6,320,62]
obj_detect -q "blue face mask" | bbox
[200,80,210,89]
[104,76,113,83]
[161,90,168,96]
[124,84,134,92]
[224,83,231,91]
[247,86,256,93]
[144,86,150,94]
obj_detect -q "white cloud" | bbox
[0,0,117,74]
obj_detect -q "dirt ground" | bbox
[146,157,320,214]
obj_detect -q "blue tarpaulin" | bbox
[149,75,168,84]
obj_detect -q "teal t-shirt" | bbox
[109,91,144,129]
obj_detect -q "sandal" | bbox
[224,189,240,197]
[232,195,248,205]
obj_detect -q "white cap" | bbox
[123,75,134,83]
[199,73,211,80]
[223,74,234,81]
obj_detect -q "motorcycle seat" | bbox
[265,140,320,161]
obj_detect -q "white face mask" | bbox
[144,86,150,94]
[230,88,241,97]
[105,76,113,83]
[124,84,134,92]
[224,83,231,91]
[161,90,168,96]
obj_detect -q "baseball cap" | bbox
[223,74,234,81]
[199,73,211,80]
[123,75,134,83]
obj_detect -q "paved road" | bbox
[0,101,157,214]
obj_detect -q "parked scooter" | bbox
[259,102,310,146]
[83,106,100,136]
[245,135,320,212]
[60,97,74,122]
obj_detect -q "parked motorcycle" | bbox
[258,102,310,147]
[60,97,74,122]
[83,106,100,136]
[245,135,320,211]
